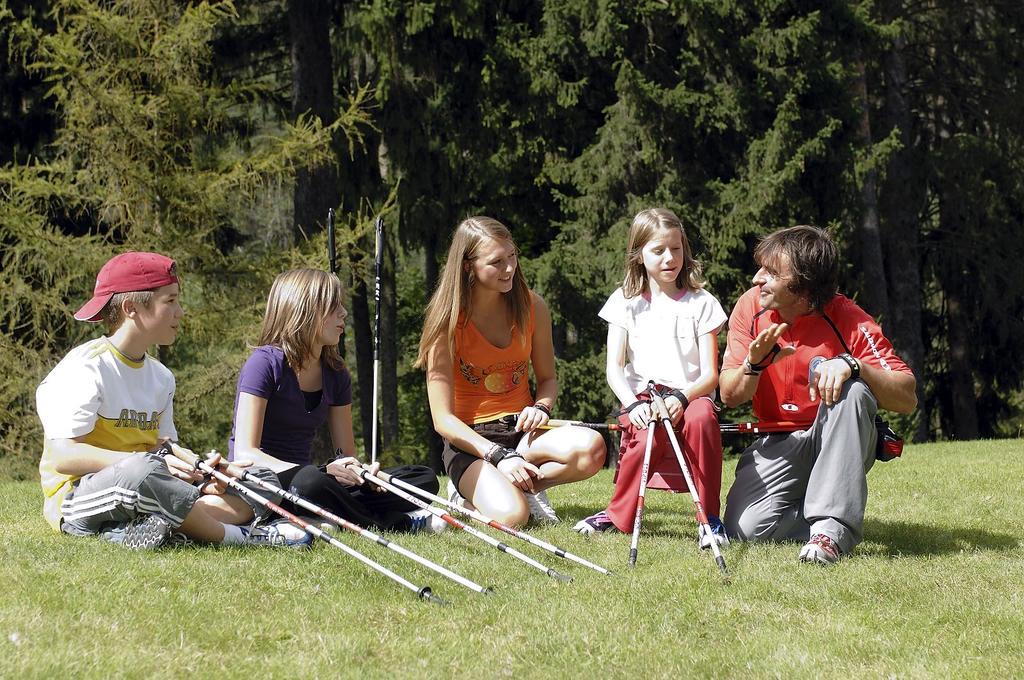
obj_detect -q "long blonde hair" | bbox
[258,268,345,371]
[621,208,705,298]
[415,216,531,368]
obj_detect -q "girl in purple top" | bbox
[230,268,444,533]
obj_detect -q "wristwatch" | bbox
[834,353,860,379]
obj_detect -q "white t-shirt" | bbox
[36,337,177,529]
[599,286,727,396]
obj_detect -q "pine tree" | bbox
[0,0,369,475]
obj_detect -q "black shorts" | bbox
[442,417,525,491]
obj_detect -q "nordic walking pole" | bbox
[370,215,383,465]
[328,208,348,359]
[719,421,801,434]
[327,208,337,276]
[545,418,623,431]
[223,464,492,595]
[372,467,613,576]
[169,445,447,605]
[497,415,622,432]
[628,400,658,568]
[348,464,573,582]
[648,388,729,579]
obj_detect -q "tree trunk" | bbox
[943,286,980,440]
[423,226,444,472]
[289,0,338,240]
[289,0,339,461]
[879,22,929,442]
[852,51,890,321]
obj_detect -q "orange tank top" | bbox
[452,302,536,424]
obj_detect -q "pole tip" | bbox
[418,587,449,606]
[547,569,573,583]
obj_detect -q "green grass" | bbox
[2,440,1023,678]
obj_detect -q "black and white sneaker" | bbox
[121,515,173,550]
[573,510,617,536]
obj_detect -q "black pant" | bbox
[276,464,439,532]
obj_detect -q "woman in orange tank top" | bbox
[416,217,606,527]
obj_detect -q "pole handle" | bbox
[168,443,250,480]
[647,382,670,422]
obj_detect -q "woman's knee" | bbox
[575,430,607,475]
[477,492,530,527]
[288,464,332,496]
[468,473,530,527]
[493,504,531,528]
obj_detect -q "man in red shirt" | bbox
[720,226,917,564]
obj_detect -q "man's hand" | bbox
[496,456,542,493]
[809,357,854,406]
[747,323,795,367]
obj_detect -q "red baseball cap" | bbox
[75,252,179,322]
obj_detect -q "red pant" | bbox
[606,396,723,532]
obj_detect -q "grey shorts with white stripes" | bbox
[60,452,276,537]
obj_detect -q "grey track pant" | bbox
[61,452,279,539]
[724,379,878,554]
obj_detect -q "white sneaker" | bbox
[244,519,314,549]
[525,489,559,524]
[316,520,340,535]
[799,533,842,565]
[698,517,731,550]
[405,508,448,534]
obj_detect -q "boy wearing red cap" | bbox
[36,252,310,548]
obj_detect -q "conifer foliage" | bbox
[2,2,1022,480]
[0,0,369,477]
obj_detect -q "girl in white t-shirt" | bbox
[574,208,729,549]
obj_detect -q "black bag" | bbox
[875,415,904,462]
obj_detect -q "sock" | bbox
[220,523,246,545]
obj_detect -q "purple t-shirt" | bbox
[228,345,352,466]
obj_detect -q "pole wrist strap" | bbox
[833,353,860,379]
[484,443,522,466]
[623,400,645,414]
[745,343,781,374]
[667,389,689,409]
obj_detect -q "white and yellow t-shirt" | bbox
[36,337,177,529]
